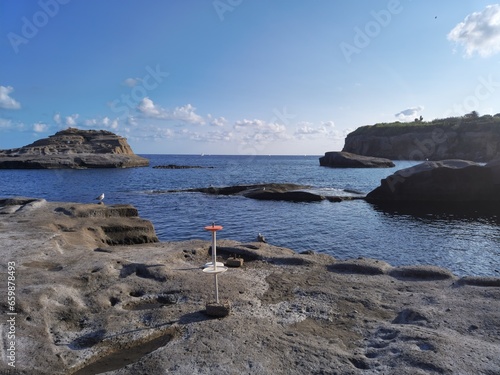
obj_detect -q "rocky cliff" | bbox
[342,114,500,162]
[0,128,149,168]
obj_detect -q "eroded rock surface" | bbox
[1,199,499,375]
[0,128,149,169]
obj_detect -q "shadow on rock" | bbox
[70,329,107,350]
[119,263,168,282]
[178,311,214,325]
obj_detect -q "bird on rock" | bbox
[257,233,267,243]
[95,193,105,204]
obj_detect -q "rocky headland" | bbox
[319,151,395,168]
[0,128,149,169]
[1,198,499,374]
[342,114,500,162]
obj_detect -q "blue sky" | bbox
[1,0,500,155]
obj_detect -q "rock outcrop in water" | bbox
[168,183,361,202]
[319,151,395,168]
[342,114,500,162]
[0,128,149,169]
[366,159,500,207]
[1,198,499,375]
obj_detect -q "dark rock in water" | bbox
[243,188,325,202]
[366,159,500,206]
[180,183,311,195]
[0,128,149,169]
[171,183,359,203]
[319,151,394,168]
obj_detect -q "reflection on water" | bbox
[0,155,498,277]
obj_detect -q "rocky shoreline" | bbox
[1,198,499,374]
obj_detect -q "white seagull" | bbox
[257,233,267,243]
[95,193,105,203]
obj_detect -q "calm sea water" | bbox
[1,154,498,277]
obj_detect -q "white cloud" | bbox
[234,119,267,130]
[170,104,205,124]
[322,120,335,128]
[65,114,79,126]
[110,118,119,129]
[123,77,141,87]
[126,116,138,126]
[83,116,119,130]
[0,118,25,131]
[186,129,234,143]
[33,122,48,133]
[0,118,13,129]
[0,86,21,110]
[136,98,205,124]
[294,120,340,140]
[448,4,500,57]
[53,113,61,125]
[208,114,227,127]
[295,122,324,136]
[395,106,424,121]
[234,118,289,144]
[137,97,164,118]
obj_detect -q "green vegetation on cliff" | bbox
[343,112,500,161]
[349,112,500,137]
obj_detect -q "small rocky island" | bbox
[0,128,149,169]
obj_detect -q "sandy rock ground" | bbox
[0,199,499,375]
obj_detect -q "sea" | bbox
[1,154,498,277]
